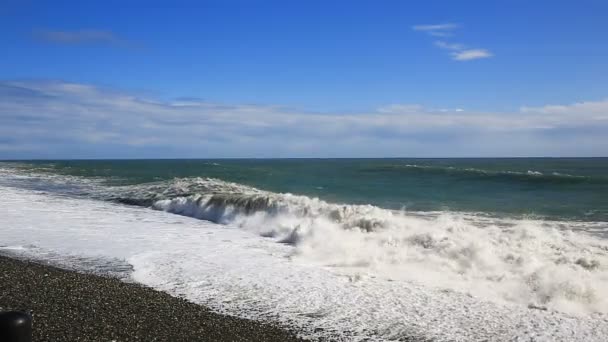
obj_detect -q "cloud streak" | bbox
[0,80,606,158]
[451,49,493,61]
[414,24,493,61]
[33,29,134,48]
[434,41,493,61]
[412,23,459,37]
[434,40,465,51]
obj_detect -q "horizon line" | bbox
[2,156,607,161]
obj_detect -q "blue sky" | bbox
[1,0,607,158]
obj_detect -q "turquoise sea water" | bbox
[3,158,607,221]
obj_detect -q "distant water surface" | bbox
[4,158,607,221]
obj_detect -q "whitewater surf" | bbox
[1,160,607,341]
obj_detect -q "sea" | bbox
[1,158,607,341]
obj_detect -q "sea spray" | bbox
[2,185,608,341]
[2,163,608,315]
[146,179,608,315]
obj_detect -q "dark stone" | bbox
[0,311,32,342]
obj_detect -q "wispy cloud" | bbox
[414,24,493,62]
[434,40,465,51]
[0,80,606,158]
[33,29,134,48]
[451,49,493,61]
[521,100,608,115]
[412,23,459,37]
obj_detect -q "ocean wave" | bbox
[5,185,608,340]
[3,166,608,315]
[99,177,608,315]
[361,163,601,184]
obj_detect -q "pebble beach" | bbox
[0,255,303,342]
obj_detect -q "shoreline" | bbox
[0,255,304,341]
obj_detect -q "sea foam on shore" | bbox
[1,185,608,341]
[0,255,302,342]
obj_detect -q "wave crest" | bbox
[362,163,603,184]
[134,177,608,315]
[3,168,608,316]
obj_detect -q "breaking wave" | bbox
[2,164,608,316]
[102,177,608,315]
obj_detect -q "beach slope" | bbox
[0,256,303,342]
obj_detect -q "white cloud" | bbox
[413,24,459,31]
[451,49,493,61]
[376,104,425,114]
[0,81,606,158]
[434,40,465,51]
[414,24,493,61]
[521,99,608,116]
[412,23,459,37]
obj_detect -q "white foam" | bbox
[153,191,608,316]
[1,185,608,341]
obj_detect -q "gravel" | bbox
[0,255,304,341]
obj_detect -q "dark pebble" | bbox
[0,256,305,341]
